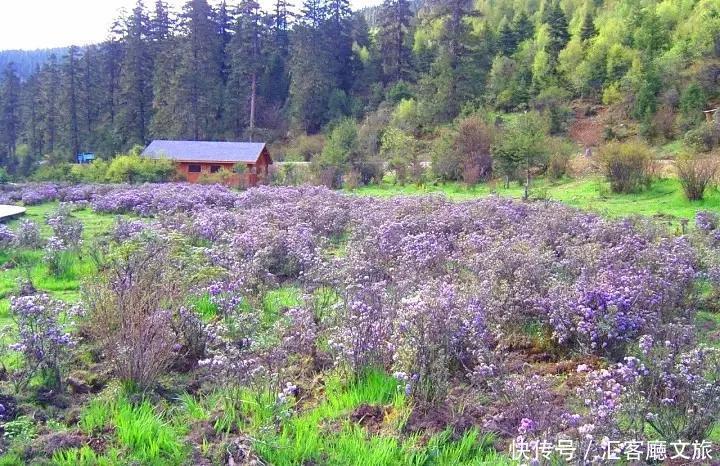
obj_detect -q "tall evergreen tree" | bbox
[63,46,82,158]
[216,0,234,84]
[119,1,154,146]
[498,16,517,56]
[324,0,354,92]
[80,46,102,140]
[259,0,292,109]
[546,1,570,67]
[149,0,178,139]
[421,0,480,120]
[226,0,266,139]
[39,55,61,154]
[289,0,334,132]
[173,0,224,140]
[0,63,21,171]
[513,11,533,43]
[273,0,292,53]
[580,11,596,42]
[21,66,43,165]
[377,0,413,83]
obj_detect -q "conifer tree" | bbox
[40,55,60,154]
[63,46,82,158]
[174,0,224,140]
[226,0,266,139]
[498,17,517,56]
[119,1,154,146]
[513,11,533,43]
[0,63,21,171]
[377,0,413,83]
[546,1,570,67]
[580,11,596,42]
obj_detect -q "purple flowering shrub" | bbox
[3,183,713,447]
[43,237,70,277]
[9,294,75,390]
[694,211,720,304]
[391,281,489,400]
[21,184,60,205]
[0,225,16,249]
[83,236,218,388]
[46,205,83,250]
[576,328,720,448]
[13,220,42,249]
[110,217,147,243]
[483,374,574,438]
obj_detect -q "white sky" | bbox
[0,0,381,50]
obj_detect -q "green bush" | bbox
[32,163,77,182]
[684,122,720,153]
[31,149,175,184]
[599,141,654,193]
[105,153,175,183]
[546,137,575,180]
[270,162,314,186]
[0,166,9,184]
[285,134,325,162]
[386,81,414,104]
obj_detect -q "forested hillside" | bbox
[0,0,719,180]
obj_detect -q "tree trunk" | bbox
[249,72,257,142]
[524,165,530,200]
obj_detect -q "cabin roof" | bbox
[142,140,268,164]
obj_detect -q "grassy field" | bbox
[353,176,720,225]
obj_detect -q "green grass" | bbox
[74,393,188,465]
[352,177,720,223]
[205,369,509,465]
[5,202,124,241]
[262,286,303,326]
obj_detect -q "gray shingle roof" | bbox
[142,140,267,163]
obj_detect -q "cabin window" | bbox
[188,164,202,173]
[210,165,222,173]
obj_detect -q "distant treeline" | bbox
[0,48,68,80]
[0,0,718,179]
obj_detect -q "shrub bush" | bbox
[9,294,75,390]
[105,153,175,183]
[284,134,325,162]
[14,220,43,249]
[684,122,720,153]
[32,151,175,184]
[83,238,212,388]
[455,115,494,184]
[545,137,575,180]
[598,141,654,193]
[197,168,238,186]
[675,152,719,201]
[270,162,314,186]
[0,225,16,249]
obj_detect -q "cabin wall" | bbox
[175,161,260,187]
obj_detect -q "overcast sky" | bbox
[0,0,381,51]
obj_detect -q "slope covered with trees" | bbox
[0,0,718,179]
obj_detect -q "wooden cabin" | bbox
[141,140,273,187]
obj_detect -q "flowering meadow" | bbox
[0,182,718,464]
